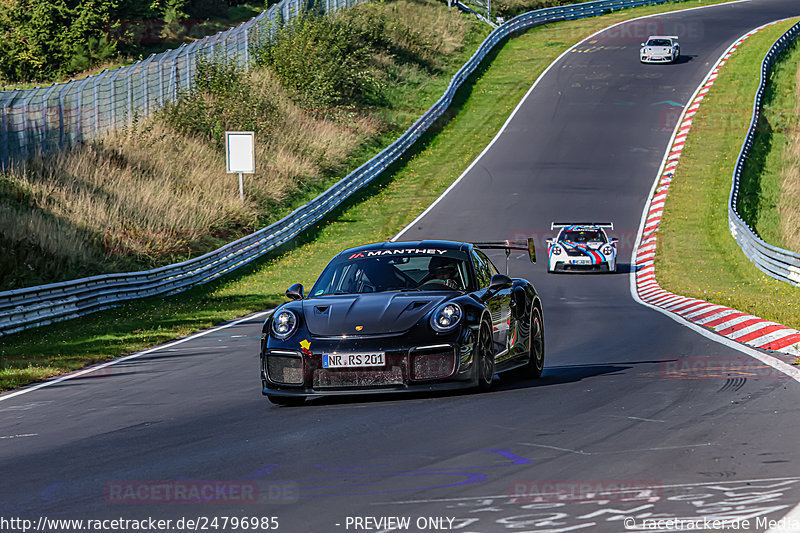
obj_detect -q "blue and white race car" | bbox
[546,223,617,273]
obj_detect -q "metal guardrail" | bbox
[0,0,696,336]
[0,0,365,168]
[728,20,800,287]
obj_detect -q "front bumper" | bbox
[641,55,673,63]
[551,260,613,273]
[261,331,476,397]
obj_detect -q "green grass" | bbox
[0,0,743,392]
[656,18,800,330]
[736,33,800,249]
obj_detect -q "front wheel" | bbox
[477,321,495,391]
[524,306,545,378]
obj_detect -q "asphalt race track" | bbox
[4,2,800,532]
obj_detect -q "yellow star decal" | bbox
[299,339,311,352]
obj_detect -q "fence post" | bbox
[172,43,186,95]
[1,103,7,169]
[157,56,165,108]
[141,54,157,117]
[184,46,192,91]
[244,23,250,68]
[20,90,38,160]
[40,84,60,156]
[127,68,133,126]
[93,71,106,137]
[106,69,124,130]
[170,56,178,101]
[75,76,94,144]
[57,81,71,149]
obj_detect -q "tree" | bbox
[0,0,119,82]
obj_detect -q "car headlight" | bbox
[431,303,462,333]
[271,309,298,339]
[602,246,613,255]
[552,246,563,256]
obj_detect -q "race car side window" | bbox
[471,251,491,288]
[477,250,499,277]
[472,250,498,288]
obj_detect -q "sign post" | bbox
[225,131,255,201]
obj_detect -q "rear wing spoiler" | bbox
[473,238,536,275]
[550,222,614,230]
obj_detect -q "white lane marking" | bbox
[392,0,751,240]
[0,311,271,403]
[0,434,37,439]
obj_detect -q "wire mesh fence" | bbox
[0,0,364,168]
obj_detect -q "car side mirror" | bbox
[640,43,645,47]
[610,238,619,244]
[488,274,512,291]
[286,283,304,301]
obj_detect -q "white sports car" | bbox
[546,223,617,273]
[640,36,680,63]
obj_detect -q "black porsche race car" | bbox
[260,240,544,405]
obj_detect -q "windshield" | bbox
[647,39,672,47]
[310,249,471,295]
[560,230,607,243]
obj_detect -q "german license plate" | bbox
[322,352,385,368]
[571,258,590,265]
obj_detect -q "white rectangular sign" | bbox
[225,131,255,174]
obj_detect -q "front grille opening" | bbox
[562,263,608,271]
[313,367,404,389]
[411,348,456,381]
[267,354,304,385]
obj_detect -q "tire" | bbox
[477,321,495,391]
[524,306,545,379]
[267,394,305,406]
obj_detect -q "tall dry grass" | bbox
[358,0,470,66]
[0,67,376,279]
[778,63,800,251]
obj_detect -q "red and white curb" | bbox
[632,20,800,358]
